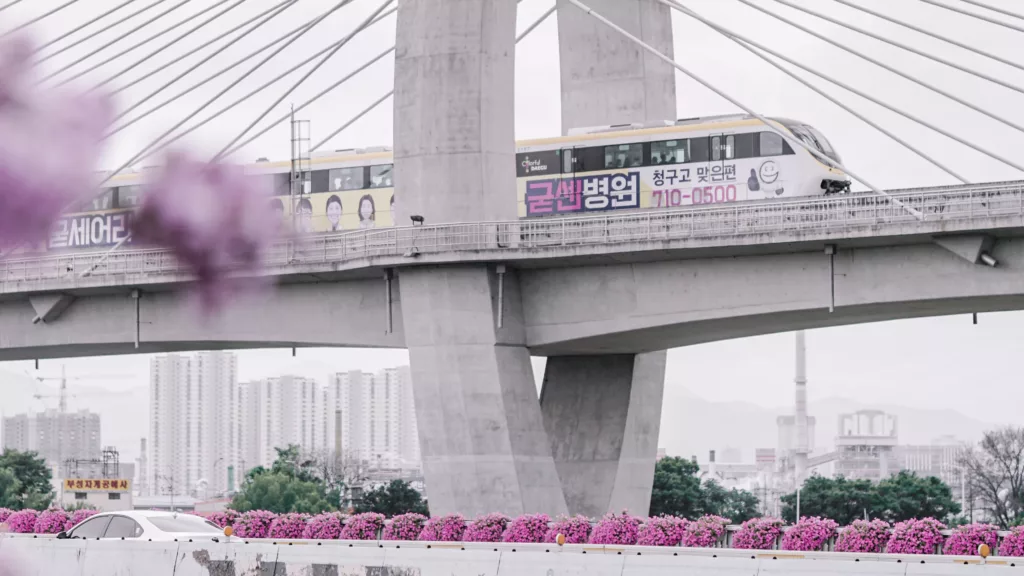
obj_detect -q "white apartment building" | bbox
[2,409,101,477]
[148,352,238,498]
[321,367,419,470]
[238,376,320,472]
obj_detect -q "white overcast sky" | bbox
[2,0,1024,462]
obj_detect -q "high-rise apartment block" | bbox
[2,409,101,476]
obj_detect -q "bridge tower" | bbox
[394,0,674,517]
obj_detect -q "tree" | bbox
[229,472,339,514]
[0,449,53,510]
[649,457,704,518]
[781,475,878,525]
[356,480,428,517]
[962,427,1024,528]
[0,467,22,509]
[303,448,371,496]
[721,487,761,523]
[229,445,341,514]
[876,470,960,523]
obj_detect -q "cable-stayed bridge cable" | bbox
[99,0,359,187]
[37,0,142,53]
[959,0,1024,22]
[662,0,968,183]
[88,0,251,91]
[673,0,1024,174]
[213,0,395,161]
[567,0,921,218]
[110,0,295,102]
[108,1,394,134]
[54,0,245,88]
[741,0,1024,138]
[2,0,81,39]
[38,0,191,81]
[36,0,173,62]
[315,1,563,152]
[919,0,1024,34]
[0,0,23,15]
[833,0,1024,76]
[774,0,1024,98]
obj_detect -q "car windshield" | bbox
[146,515,222,533]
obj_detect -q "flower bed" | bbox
[67,509,99,531]
[886,518,946,555]
[544,514,591,544]
[6,510,38,534]
[419,513,466,542]
[681,515,730,548]
[1000,527,1024,557]
[589,511,641,545]
[733,517,784,550]
[33,509,69,534]
[268,513,310,539]
[205,510,239,529]
[233,510,277,539]
[781,516,839,551]
[463,513,510,543]
[341,512,385,541]
[503,513,549,543]
[302,512,345,540]
[383,513,428,541]
[834,519,891,553]
[943,523,999,556]
[637,516,687,547]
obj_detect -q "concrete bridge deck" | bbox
[1,180,1021,296]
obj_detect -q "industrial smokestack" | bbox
[794,330,809,484]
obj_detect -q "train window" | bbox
[689,137,710,162]
[759,132,785,156]
[603,143,643,169]
[651,140,688,165]
[311,170,329,193]
[724,135,735,160]
[75,188,114,212]
[711,136,721,161]
[116,186,143,209]
[562,149,574,173]
[734,133,756,159]
[329,167,365,191]
[575,147,605,172]
[370,164,393,188]
[270,173,291,196]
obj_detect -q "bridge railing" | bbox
[2,181,1023,287]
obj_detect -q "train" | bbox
[44,113,850,252]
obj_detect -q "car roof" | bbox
[83,510,208,520]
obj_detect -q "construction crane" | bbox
[29,364,132,414]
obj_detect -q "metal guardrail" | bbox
[2,181,1023,290]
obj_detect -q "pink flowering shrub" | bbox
[502,513,550,543]
[130,150,280,314]
[383,513,428,541]
[463,513,510,543]
[233,510,277,539]
[419,513,466,542]
[681,515,729,548]
[834,519,891,553]
[0,508,11,525]
[268,513,309,539]
[33,509,69,534]
[781,516,839,551]
[943,523,999,556]
[589,511,641,545]
[638,515,687,547]
[67,509,99,531]
[6,509,38,534]
[205,510,238,529]
[544,514,591,544]
[999,527,1024,557]
[733,517,784,550]
[0,34,113,250]
[886,518,945,555]
[302,512,345,540]
[340,512,385,540]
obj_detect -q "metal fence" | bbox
[3,181,1023,289]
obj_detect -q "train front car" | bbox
[773,117,851,196]
[514,114,852,220]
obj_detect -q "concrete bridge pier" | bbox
[540,352,667,518]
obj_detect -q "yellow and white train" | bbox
[47,113,849,252]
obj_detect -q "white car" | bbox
[57,510,225,542]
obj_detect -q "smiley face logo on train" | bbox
[759,160,779,184]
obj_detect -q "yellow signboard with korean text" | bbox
[63,478,131,492]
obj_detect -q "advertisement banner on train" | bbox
[49,210,133,249]
[515,158,792,218]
